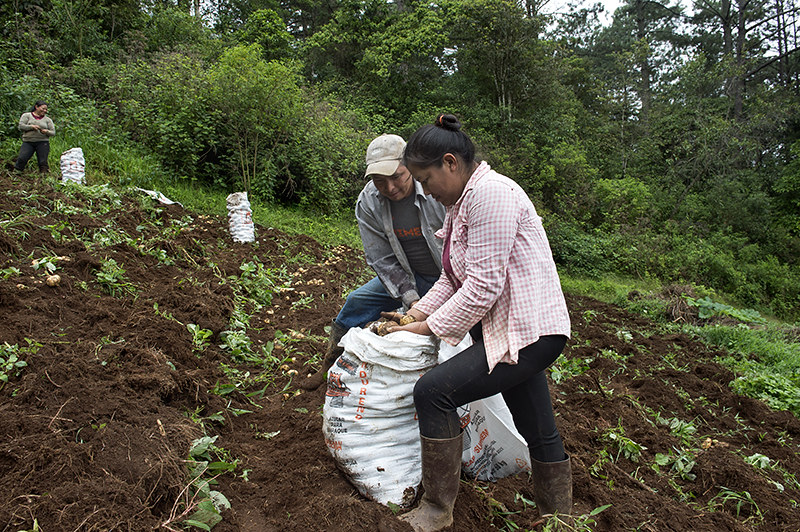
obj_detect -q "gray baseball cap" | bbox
[365,134,406,177]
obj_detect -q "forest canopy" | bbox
[1,0,799,319]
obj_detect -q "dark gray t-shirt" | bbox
[390,194,440,277]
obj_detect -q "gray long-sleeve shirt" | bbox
[355,179,446,308]
[19,112,56,142]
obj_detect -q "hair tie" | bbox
[437,114,445,127]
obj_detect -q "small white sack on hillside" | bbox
[226,192,254,243]
[60,147,85,185]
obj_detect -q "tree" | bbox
[208,44,303,194]
[693,0,800,119]
[237,8,292,61]
[595,0,686,128]
[448,0,543,121]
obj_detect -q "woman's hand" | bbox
[387,319,433,336]
[379,309,433,336]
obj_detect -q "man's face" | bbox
[371,164,414,202]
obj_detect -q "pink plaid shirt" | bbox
[415,162,570,372]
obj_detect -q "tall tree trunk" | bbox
[634,0,652,129]
[732,0,748,119]
[776,0,785,83]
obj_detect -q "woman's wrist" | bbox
[407,308,427,322]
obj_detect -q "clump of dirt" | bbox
[1,168,798,531]
[660,283,700,323]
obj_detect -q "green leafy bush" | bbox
[685,296,766,324]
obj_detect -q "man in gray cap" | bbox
[300,134,446,390]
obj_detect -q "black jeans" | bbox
[414,325,568,463]
[15,141,50,171]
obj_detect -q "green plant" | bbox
[691,323,800,416]
[0,213,35,238]
[161,435,236,531]
[16,518,40,532]
[31,255,61,274]
[149,248,176,266]
[655,415,698,446]
[539,504,612,531]
[95,257,136,297]
[685,296,766,324]
[0,343,29,389]
[0,266,21,279]
[235,259,287,307]
[743,453,771,470]
[291,294,314,310]
[43,220,71,242]
[218,330,254,362]
[188,324,213,353]
[90,227,136,248]
[549,355,593,384]
[601,420,646,462]
[706,487,763,522]
[587,448,615,490]
[616,329,633,342]
[652,447,697,481]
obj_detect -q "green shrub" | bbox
[546,217,609,277]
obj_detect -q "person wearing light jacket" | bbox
[15,101,56,174]
[382,114,572,532]
[298,134,445,390]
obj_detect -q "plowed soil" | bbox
[1,168,799,532]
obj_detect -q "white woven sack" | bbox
[226,192,254,243]
[322,328,438,507]
[439,337,532,481]
[60,147,85,185]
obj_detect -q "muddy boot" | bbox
[297,321,347,390]
[532,454,573,518]
[398,433,463,532]
[39,165,49,176]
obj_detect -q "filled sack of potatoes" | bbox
[322,327,438,507]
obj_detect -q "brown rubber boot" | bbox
[398,433,463,532]
[532,454,573,518]
[297,321,347,390]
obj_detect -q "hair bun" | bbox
[435,113,462,132]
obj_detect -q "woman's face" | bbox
[34,104,48,115]
[408,154,466,206]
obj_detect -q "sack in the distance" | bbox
[226,192,254,243]
[60,147,85,185]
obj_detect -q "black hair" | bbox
[403,113,475,169]
[31,101,47,112]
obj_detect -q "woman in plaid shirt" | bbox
[385,114,572,532]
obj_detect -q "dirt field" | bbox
[1,168,799,531]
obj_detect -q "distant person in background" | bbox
[298,134,446,390]
[15,101,55,175]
